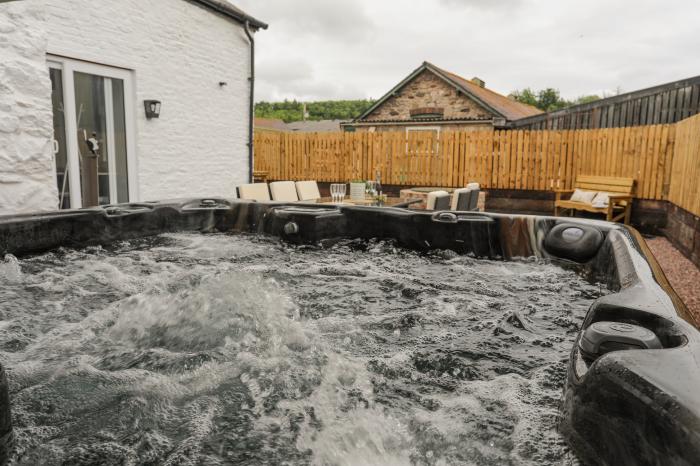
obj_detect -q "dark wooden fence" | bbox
[511,75,700,130]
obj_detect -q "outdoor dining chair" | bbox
[426,190,451,210]
[269,181,299,202]
[238,183,271,201]
[295,181,321,201]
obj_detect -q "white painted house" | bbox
[0,0,266,214]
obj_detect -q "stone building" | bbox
[342,61,541,133]
[0,0,265,214]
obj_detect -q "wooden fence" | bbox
[668,113,700,215]
[255,124,677,201]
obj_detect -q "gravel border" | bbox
[646,237,700,324]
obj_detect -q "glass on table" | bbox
[338,183,347,203]
[330,183,342,203]
[366,181,376,198]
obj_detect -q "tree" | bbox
[510,88,601,111]
[508,88,538,108]
[573,95,601,105]
[537,88,567,111]
[255,99,376,123]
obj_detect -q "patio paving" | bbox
[646,236,700,323]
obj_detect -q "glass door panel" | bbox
[73,71,108,207]
[72,71,129,207]
[111,79,129,203]
[50,67,70,209]
[49,57,134,209]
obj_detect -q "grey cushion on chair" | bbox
[467,188,480,211]
[434,195,451,210]
[451,188,472,211]
[426,190,450,210]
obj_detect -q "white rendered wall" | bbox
[44,0,252,201]
[0,1,58,214]
[0,0,251,214]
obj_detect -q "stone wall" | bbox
[364,70,494,121]
[352,122,494,133]
[0,0,58,214]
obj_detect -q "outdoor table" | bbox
[316,196,422,208]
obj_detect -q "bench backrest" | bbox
[574,176,635,195]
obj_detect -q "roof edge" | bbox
[353,61,512,122]
[353,63,429,121]
[423,62,507,119]
[190,0,268,30]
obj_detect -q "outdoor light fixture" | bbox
[144,100,161,119]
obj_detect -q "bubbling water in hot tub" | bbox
[0,233,605,465]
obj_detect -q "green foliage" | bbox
[509,88,601,112]
[255,99,376,123]
[574,94,602,105]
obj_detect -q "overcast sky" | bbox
[234,0,700,103]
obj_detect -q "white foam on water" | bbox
[0,234,601,465]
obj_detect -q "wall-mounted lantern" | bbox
[144,100,161,119]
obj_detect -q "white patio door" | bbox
[48,57,137,208]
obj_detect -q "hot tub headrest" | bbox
[544,223,604,262]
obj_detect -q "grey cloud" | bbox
[235,0,376,41]
[438,0,523,9]
[233,0,700,102]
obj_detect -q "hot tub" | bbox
[0,199,698,465]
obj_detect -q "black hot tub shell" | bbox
[0,199,698,466]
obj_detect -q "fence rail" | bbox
[255,124,678,202]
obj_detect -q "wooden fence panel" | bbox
[668,114,700,215]
[254,123,680,201]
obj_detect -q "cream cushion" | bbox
[426,190,450,210]
[295,181,321,201]
[570,189,596,204]
[592,191,610,208]
[269,181,299,202]
[238,183,270,201]
[466,182,480,190]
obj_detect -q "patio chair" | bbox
[426,190,450,210]
[451,182,481,211]
[269,181,299,202]
[238,183,271,201]
[296,181,321,201]
[451,188,474,211]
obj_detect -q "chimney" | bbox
[471,77,486,88]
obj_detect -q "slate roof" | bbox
[190,0,267,29]
[254,118,288,131]
[286,120,347,132]
[429,63,542,120]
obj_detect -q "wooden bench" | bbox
[554,175,635,224]
[252,170,269,183]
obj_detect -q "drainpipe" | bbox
[244,21,255,183]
